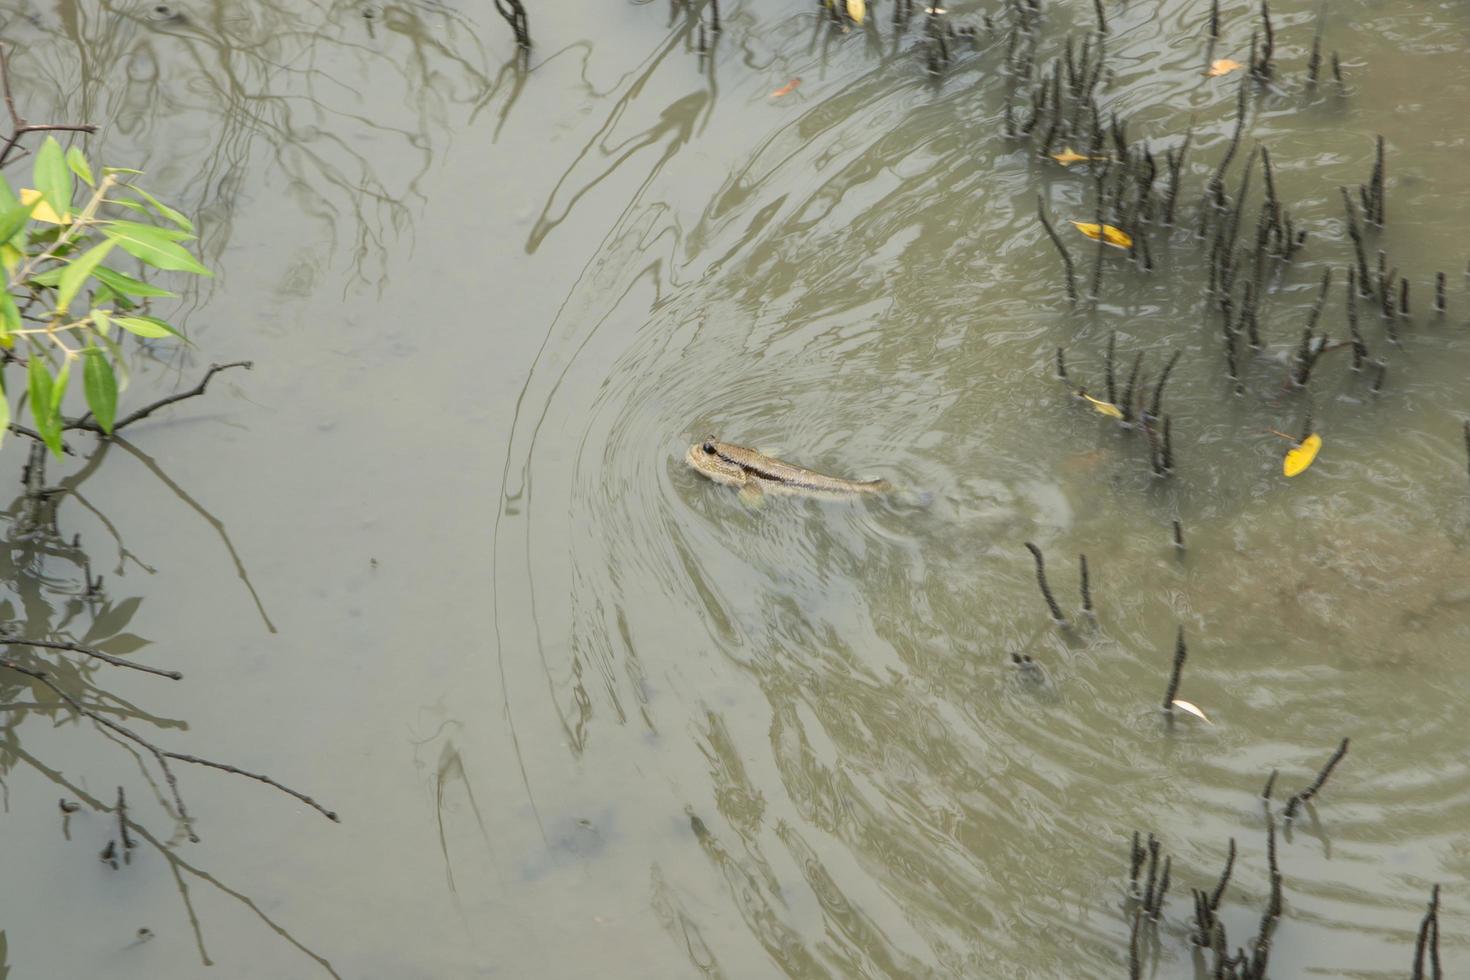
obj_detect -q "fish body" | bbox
[685,437,893,500]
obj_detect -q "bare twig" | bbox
[0,658,339,834]
[3,635,182,680]
[67,362,253,435]
[0,44,99,169]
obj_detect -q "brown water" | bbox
[1,0,1467,976]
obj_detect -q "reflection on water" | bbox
[4,0,1470,975]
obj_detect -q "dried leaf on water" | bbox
[770,79,801,99]
[1050,147,1096,166]
[1283,433,1322,477]
[1208,59,1244,77]
[1071,221,1133,249]
[1171,699,1212,723]
[1081,393,1124,419]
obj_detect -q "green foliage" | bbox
[2,137,209,456]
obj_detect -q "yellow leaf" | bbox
[1208,59,1244,77]
[1283,433,1322,477]
[1071,221,1133,249]
[1,242,20,275]
[19,187,69,225]
[1050,147,1093,166]
[1172,699,1212,724]
[770,78,801,99]
[847,0,865,24]
[1082,393,1124,419]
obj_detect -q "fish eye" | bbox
[702,441,716,455]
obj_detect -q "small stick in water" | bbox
[1092,0,1107,34]
[1056,346,1069,383]
[1128,830,1145,897]
[1436,272,1446,315]
[1209,838,1236,910]
[1149,350,1182,420]
[1411,884,1440,980]
[1037,196,1078,303]
[1262,769,1278,801]
[1150,856,1172,920]
[1079,554,1093,616]
[1331,51,1344,88]
[1284,737,1350,820]
[1399,277,1410,318]
[1105,332,1118,405]
[1348,268,1367,371]
[1162,625,1187,712]
[1024,542,1067,625]
[1307,13,1323,85]
[1372,361,1387,393]
[1172,519,1184,551]
[1161,416,1174,471]
[1121,352,1143,423]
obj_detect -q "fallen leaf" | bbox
[1172,699,1212,723]
[1283,433,1322,477]
[19,188,68,225]
[770,78,801,99]
[1050,147,1094,166]
[1072,220,1133,249]
[1081,393,1124,419]
[1208,59,1244,77]
[847,0,865,24]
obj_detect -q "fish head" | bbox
[685,436,745,485]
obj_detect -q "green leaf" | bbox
[82,347,117,434]
[114,315,181,339]
[27,267,63,288]
[92,264,175,298]
[101,167,145,176]
[66,147,95,188]
[126,188,193,233]
[0,199,37,247]
[0,290,18,340]
[51,360,69,416]
[56,240,116,316]
[0,175,16,211]
[32,137,71,220]
[26,356,63,457]
[102,223,210,276]
[104,218,193,242]
[92,307,112,337]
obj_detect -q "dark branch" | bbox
[67,361,253,435]
[3,635,182,679]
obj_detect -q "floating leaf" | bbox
[1081,393,1125,419]
[846,0,865,24]
[1208,59,1244,77]
[1171,699,1212,724]
[770,78,801,99]
[1071,220,1133,249]
[1283,433,1321,477]
[32,136,72,221]
[1050,147,1095,166]
[18,188,65,226]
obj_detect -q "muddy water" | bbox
[0,0,1467,976]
